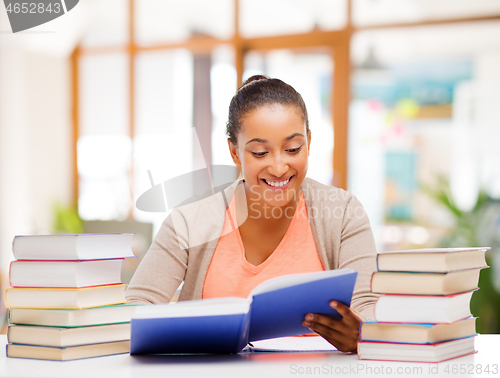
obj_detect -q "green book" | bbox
[9,304,140,327]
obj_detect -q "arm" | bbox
[305,193,378,351]
[125,214,188,304]
[337,194,379,321]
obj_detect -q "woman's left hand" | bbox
[302,300,362,352]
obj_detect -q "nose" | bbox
[267,154,289,177]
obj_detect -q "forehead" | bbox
[239,104,305,141]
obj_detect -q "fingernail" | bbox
[306,314,314,321]
[330,301,338,307]
[303,321,310,327]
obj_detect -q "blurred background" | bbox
[1,0,500,333]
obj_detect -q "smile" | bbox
[261,175,294,189]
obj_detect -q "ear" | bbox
[228,140,242,168]
[307,130,312,156]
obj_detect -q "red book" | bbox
[374,291,474,323]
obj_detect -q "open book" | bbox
[130,269,357,354]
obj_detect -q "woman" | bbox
[126,75,378,352]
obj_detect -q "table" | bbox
[0,335,498,378]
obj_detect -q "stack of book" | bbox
[358,247,489,363]
[5,234,138,361]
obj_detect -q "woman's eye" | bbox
[251,152,268,157]
[287,147,302,153]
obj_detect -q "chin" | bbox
[261,188,298,208]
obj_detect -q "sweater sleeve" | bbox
[125,212,188,305]
[337,194,379,321]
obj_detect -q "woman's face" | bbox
[228,104,311,209]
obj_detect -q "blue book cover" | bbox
[130,269,357,354]
[130,312,251,354]
[249,270,357,341]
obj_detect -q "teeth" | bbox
[264,177,290,187]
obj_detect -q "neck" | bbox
[243,188,301,225]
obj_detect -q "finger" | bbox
[303,314,359,346]
[330,301,361,325]
[303,317,357,345]
[304,320,343,341]
[306,322,356,352]
[304,313,349,334]
[330,301,357,322]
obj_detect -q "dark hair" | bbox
[226,75,310,145]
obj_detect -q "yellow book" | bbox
[371,269,481,295]
[7,341,130,361]
[360,317,476,344]
[5,284,127,309]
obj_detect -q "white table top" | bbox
[0,335,498,378]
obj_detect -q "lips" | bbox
[261,175,294,190]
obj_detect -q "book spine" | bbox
[373,294,382,322]
[370,272,375,292]
[6,325,11,344]
[11,237,17,260]
[8,261,14,288]
[4,289,10,309]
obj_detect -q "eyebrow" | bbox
[245,133,304,145]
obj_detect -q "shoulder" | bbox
[301,177,368,225]
[173,179,241,217]
[301,177,354,207]
[158,179,244,250]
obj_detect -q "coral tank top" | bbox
[202,192,324,299]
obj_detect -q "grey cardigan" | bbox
[126,177,379,320]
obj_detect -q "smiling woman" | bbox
[231,104,309,207]
[126,76,379,353]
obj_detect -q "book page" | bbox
[249,269,354,296]
[248,336,338,352]
[133,297,250,318]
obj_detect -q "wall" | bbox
[0,44,74,311]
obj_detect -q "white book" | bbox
[12,233,135,260]
[360,317,476,344]
[9,259,123,288]
[358,336,476,363]
[371,269,481,295]
[374,291,474,323]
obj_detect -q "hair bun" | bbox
[240,74,268,89]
